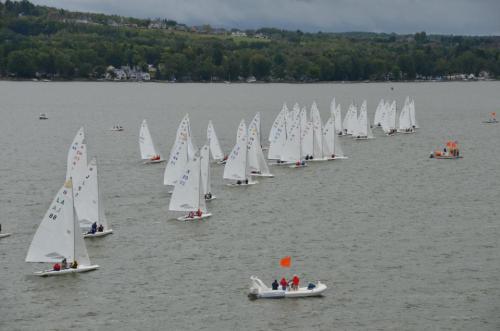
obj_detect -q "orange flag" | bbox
[280,256,291,268]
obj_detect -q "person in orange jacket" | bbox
[292,275,300,290]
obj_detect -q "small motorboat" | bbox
[111,125,124,131]
[483,112,498,124]
[248,276,327,299]
[39,113,48,120]
[0,233,11,239]
[430,140,462,159]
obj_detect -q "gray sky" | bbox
[31,0,500,35]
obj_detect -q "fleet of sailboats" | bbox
[21,96,418,277]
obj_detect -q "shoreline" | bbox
[0,78,497,84]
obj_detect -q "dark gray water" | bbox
[1,81,499,330]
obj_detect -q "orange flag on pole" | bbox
[280,256,291,268]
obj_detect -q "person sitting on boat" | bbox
[331,154,335,159]
[205,192,212,200]
[280,277,288,291]
[151,154,160,161]
[61,258,68,269]
[245,179,249,184]
[88,222,97,234]
[272,279,279,290]
[237,180,242,185]
[53,263,61,271]
[196,209,202,217]
[292,275,300,290]
[188,211,195,219]
[97,224,104,232]
[70,260,78,269]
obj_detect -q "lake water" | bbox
[1,81,499,330]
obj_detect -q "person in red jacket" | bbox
[292,275,300,290]
[280,277,288,291]
[53,263,61,271]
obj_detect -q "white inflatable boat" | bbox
[248,276,327,299]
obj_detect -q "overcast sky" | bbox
[30,0,500,35]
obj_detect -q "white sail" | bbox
[248,120,272,175]
[280,116,301,163]
[66,127,88,184]
[322,116,335,156]
[224,120,248,181]
[26,179,91,265]
[301,121,313,158]
[343,104,358,135]
[310,102,324,159]
[164,117,190,186]
[268,113,287,160]
[331,98,343,134]
[207,121,224,161]
[249,112,261,142]
[139,119,162,160]
[373,99,385,127]
[398,98,412,131]
[409,98,419,128]
[74,158,109,231]
[268,103,287,144]
[353,102,374,138]
[200,144,211,195]
[169,152,206,213]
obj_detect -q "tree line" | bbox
[1,0,499,81]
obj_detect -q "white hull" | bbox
[205,195,217,201]
[84,229,113,238]
[226,180,258,187]
[307,158,329,162]
[216,160,227,165]
[482,120,498,124]
[110,128,124,131]
[430,155,463,159]
[249,277,327,299]
[0,233,11,238]
[34,264,99,277]
[250,172,274,178]
[397,130,415,134]
[269,161,295,167]
[177,213,212,221]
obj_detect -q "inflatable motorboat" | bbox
[83,229,113,238]
[248,276,327,299]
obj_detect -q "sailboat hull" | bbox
[84,229,113,238]
[34,264,99,277]
[0,233,11,239]
[177,213,212,221]
[288,164,308,168]
[226,181,258,187]
[250,172,274,178]
[143,159,165,164]
[205,195,217,201]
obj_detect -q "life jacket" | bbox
[53,263,61,271]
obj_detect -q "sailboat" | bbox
[343,104,358,136]
[308,102,328,161]
[139,119,164,163]
[223,120,258,185]
[280,115,307,168]
[169,151,212,221]
[66,127,88,184]
[353,101,374,140]
[373,99,385,128]
[248,118,274,177]
[398,97,415,133]
[409,98,419,129]
[164,115,195,193]
[322,114,348,160]
[331,98,344,136]
[74,158,113,238]
[207,120,226,164]
[381,101,397,135]
[200,144,216,201]
[268,106,288,165]
[25,179,99,276]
